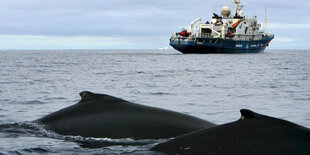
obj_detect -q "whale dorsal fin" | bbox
[79,91,128,104]
[240,109,257,119]
[79,91,101,102]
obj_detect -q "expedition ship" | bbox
[170,0,274,54]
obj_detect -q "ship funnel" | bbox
[221,6,231,17]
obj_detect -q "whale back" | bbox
[35,91,215,139]
[151,109,310,155]
[35,91,134,123]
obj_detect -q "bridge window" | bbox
[201,28,212,33]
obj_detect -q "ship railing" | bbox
[170,33,197,41]
[262,33,274,39]
[264,33,274,37]
[171,33,177,38]
[170,33,177,41]
[170,33,182,41]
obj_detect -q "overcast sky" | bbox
[0,0,309,49]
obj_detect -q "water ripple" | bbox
[0,49,309,154]
[21,101,46,105]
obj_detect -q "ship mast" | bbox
[264,8,268,33]
[234,0,240,16]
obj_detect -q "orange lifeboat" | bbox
[177,29,191,37]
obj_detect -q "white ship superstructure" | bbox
[170,0,274,54]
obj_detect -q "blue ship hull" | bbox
[170,36,274,54]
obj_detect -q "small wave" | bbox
[94,72,107,75]
[185,103,196,106]
[149,92,172,96]
[7,151,23,155]
[278,67,290,70]
[206,76,217,78]
[22,147,52,153]
[0,122,43,136]
[28,123,168,148]
[73,137,167,149]
[38,129,167,148]
[21,100,46,105]
[0,122,166,150]
[154,74,165,77]
[47,97,66,100]
[32,79,51,82]
[294,98,310,101]
[269,85,278,88]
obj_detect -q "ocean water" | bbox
[0,49,309,154]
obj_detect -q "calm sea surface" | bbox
[0,49,309,154]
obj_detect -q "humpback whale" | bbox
[35,91,215,139]
[151,109,310,155]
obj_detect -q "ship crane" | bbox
[188,18,202,33]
